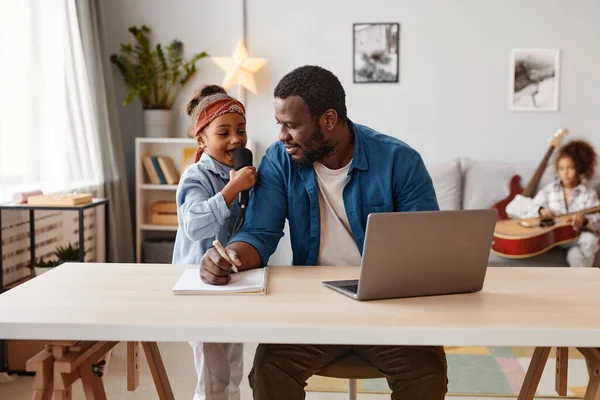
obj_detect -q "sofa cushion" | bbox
[461,158,556,210]
[488,248,568,267]
[426,159,462,210]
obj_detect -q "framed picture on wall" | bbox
[509,48,560,112]
[353,23,399,83]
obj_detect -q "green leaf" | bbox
[30,257,60,269]
[53,242,84,262]
[109,25,208,109]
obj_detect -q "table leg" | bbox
[26,349,54,400]
[518,347,550,400]
[556,347,569,396]
[27,341,172,399]
[101,349,112,375]
[127,342,139,391]
[80,358,107,400]
[142,342,174,400]
[577,348,600,400]
[51,345,71,400]
[587,374,600,400]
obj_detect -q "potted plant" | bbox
[53,243,85,263]
[30,243,86,276]
[110,25,208,137]
[31,258,60,277]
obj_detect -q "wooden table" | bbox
[0,263,599,399]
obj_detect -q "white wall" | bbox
[245,0,600,163]
[101,0,600,265]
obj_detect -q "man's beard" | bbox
[291,126,335,166]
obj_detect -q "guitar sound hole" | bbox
[539,218,556,227]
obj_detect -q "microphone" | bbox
[232,147,253,209]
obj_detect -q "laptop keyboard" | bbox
[340,284,359,294]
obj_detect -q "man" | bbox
[200,65,447,399]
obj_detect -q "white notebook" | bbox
[172,268,269,295]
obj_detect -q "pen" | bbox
[212,239,239,273]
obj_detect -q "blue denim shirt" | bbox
[172,153,242,264]
[231,121,439,266]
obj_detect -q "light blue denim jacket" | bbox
[172,152,242,264]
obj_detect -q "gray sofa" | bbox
[427,158,600,267]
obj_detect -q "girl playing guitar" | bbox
[506,140,600,267]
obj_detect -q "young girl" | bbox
[508,139,600,267]
[172,85,257,400]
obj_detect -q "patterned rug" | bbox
[306,347,590,398]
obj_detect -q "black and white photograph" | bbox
[509,48,560,112]
[353,23,399,83]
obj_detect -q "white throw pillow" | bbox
[426,159,462,210]
[461,158,556,210]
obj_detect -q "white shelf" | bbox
[135,137,196,145]
[136,137,193,262]
[139,224,178,232]
[140,184,178,191]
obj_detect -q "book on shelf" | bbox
[143,156,161,184]
[157,156,180,184]
[150,157,167,184]
[142,156,180,185]
[150,201,178,226]
[150,213,178,225]
[151,201,177,214]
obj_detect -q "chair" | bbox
[315,353,384,400]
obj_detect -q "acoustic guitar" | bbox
[491,129,568,221]
[491,205,600,258]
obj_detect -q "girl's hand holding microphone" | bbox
[221,166,257,206]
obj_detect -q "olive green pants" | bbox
[249,344,447,400]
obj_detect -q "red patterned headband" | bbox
[194,98,246,137]
[193,97,246,162]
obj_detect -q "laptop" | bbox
[322,209,497,301]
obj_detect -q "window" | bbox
[0,0,102,203]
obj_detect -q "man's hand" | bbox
[571,213,587,231]
[539,208,555,219]
[200,247,242,285]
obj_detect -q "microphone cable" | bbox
[230,204,246,237]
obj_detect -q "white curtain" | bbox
[0,0,134,262]
[0,0,103,201]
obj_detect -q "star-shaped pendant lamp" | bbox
[212,40,267,94]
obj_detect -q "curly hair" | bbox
[555,139,598,180]
[185,85,228,138]
[274,65,347,122]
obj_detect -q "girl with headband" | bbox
[172,85,257,400]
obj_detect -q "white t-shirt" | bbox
[313,160,362,266]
